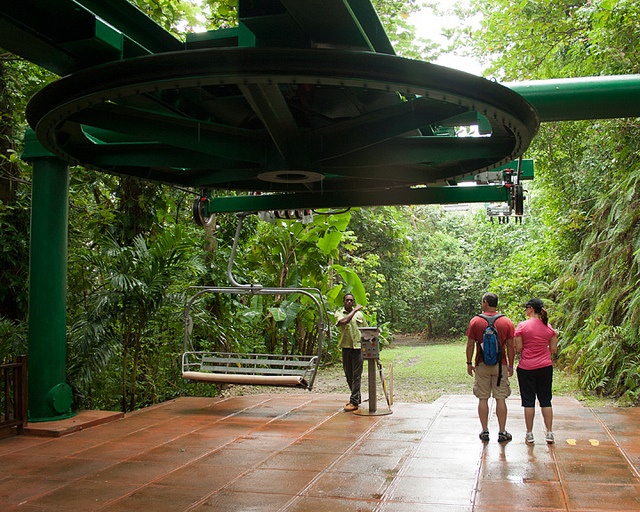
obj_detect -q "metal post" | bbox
[22,131,75,422]
[367,359,377,413]
[17,355,28,430]
[353,327,391,416]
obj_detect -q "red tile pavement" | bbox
[1,394,640,511]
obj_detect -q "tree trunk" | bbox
[0,60,18,205]
[116,177,160,244]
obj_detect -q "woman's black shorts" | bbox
[517,365,553,408]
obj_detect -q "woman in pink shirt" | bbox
[515,298,558,445]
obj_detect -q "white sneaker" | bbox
[545,431,555,444]
[525,432,534,444]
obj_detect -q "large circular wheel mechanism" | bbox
[27,48,539,194]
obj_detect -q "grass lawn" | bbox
[379,338,614,406]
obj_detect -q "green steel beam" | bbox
[74,0,182,54]
[71,104,267,163]
[308,98,468,160]
[275,0,374,50]
[237,0,393,53]
[184,23,260,49]
[238,83,305,165]
[0,0,181,75]
[506,75,640,122]
[187,0,393,54]
[207,185,510,213]
[0,1,114,75]
[277,0,394,54]
[0,18,75,76]
[342,0,396,54]
[323,136,514,167]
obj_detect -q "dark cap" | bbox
[524,298,544,310]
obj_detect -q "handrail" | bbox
[0,355,28,435]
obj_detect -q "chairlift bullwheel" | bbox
[27,48,539,195]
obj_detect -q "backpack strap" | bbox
[477,313,504,326]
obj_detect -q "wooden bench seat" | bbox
[182,351,318,389]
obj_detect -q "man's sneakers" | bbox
[479,430,551,444]
[498,431,512,443]
[479,430,512,443]
[344,403,358,412]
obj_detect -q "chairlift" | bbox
[182,213,328,390]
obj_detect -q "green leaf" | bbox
[317,231,343,254]
[331,264,367,306]
[328,213,351,231]
[268,307,287,322]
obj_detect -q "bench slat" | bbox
[198,366,310,376]
[182,371,308,387]
[196,352,314,359]
[201,357,314,368]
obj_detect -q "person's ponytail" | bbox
[540,308,549,326]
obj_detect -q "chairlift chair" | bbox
[181,213,328,390]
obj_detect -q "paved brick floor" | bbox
[1,394,640,511]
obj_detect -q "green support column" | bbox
[22,130,74,422]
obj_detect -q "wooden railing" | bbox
[1,355,28,435]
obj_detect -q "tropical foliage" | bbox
[452,0,640,402]
[1,0,640,410]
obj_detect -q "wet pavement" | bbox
[1,394,640,511]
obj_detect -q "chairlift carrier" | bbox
[181,214,327,390]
